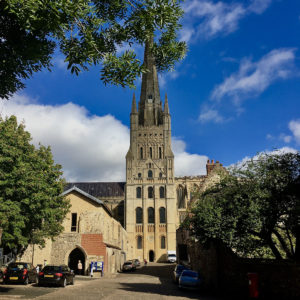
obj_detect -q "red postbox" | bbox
[247,272,259,298]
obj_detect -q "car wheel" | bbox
[61,278,67,288]
[24,277,29,285]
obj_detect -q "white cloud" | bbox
[279,133,292,143]
[173,138,208,176]
[211,48,297,102]
[1,94,207,181]
[198,108,224,123]
[182,0,272,42]
[230,146,298,168]
[289,119,300,144]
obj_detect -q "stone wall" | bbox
[177,228,300,299]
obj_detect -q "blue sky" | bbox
[1,0,300,182]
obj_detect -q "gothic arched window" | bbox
[148,170,153,178]
[161,236,166,249]
[177,185,186,208]
[138,173,142,178]
[148,186,153,198]
[159,172,163,178]
[159,147,162,159]
[150,147,152,158]
[137,235,142,249]
[140,147,143,159]
[159,186,165,198]
[159,207,166,223]
[136,187,142,198]
[148,207,155,223]
[136,207,143,224]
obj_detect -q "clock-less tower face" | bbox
[125,40,177,262]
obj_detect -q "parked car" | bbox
[38,265,74,287]
[2,262,37,285]
[173,264,189,283]
[122,261,136,272]
[178,270,202,290]
[132,259,141,268]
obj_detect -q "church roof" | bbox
[64,182,125,198]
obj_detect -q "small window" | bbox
[159,172,163,178]
[161,236,166,249]
[137,236,142,249]
[160,186,165,198]
[148,94,153,99]
[159,147,162,159]
[71,213,77,232]
[148,170,153,178]
[136,187,142,198]
[149,147,152,158]
[138,173,142,178]
[148,186,153,198]
[140,147,143,159]
[148,207,155,223]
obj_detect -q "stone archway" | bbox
[68,248,85,275]
[149,250,155,262]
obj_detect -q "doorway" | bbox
[68,248,85,275]
[149,250,155,262]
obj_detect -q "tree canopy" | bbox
[0,0,187,99]
[0,116,70,254]
[185,151,300,260]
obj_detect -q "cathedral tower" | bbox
[125,40,177,262]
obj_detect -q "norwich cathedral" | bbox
[20,42,222,274]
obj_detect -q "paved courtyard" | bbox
[0,263,223,300]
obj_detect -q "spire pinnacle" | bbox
[164,93,169,114]
[131,93,137,114]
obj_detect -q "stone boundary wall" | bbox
[177,228,300,299]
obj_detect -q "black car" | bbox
[3,262,37,285]
[38,265,74,287]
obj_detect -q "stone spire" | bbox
[138,38,162,126]
[131,93,137,114]
[164,93,169,114]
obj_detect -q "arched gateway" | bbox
[68,248,85,275]
[149,250,155,262]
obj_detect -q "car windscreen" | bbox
[168,254,176,257]
[176,265,187,272]
[43,266,62,272]
[124,262,132,265]
[182,271,198,278]
[8,263,28,270]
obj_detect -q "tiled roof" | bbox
[64,182,125,198]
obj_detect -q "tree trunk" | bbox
[267,235,282,260]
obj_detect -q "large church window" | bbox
[136,207,143,224]
[140,147,143,159]
[159,186,165,198]
[148,207,155,223]
[177,186,186,208]
[148,186,153,198]
[159,207,166,223]
[150,147,152,158]
[161,236,166,249]
[136,187,142,198]
[137,236,142,249]
[148,170,153,178]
